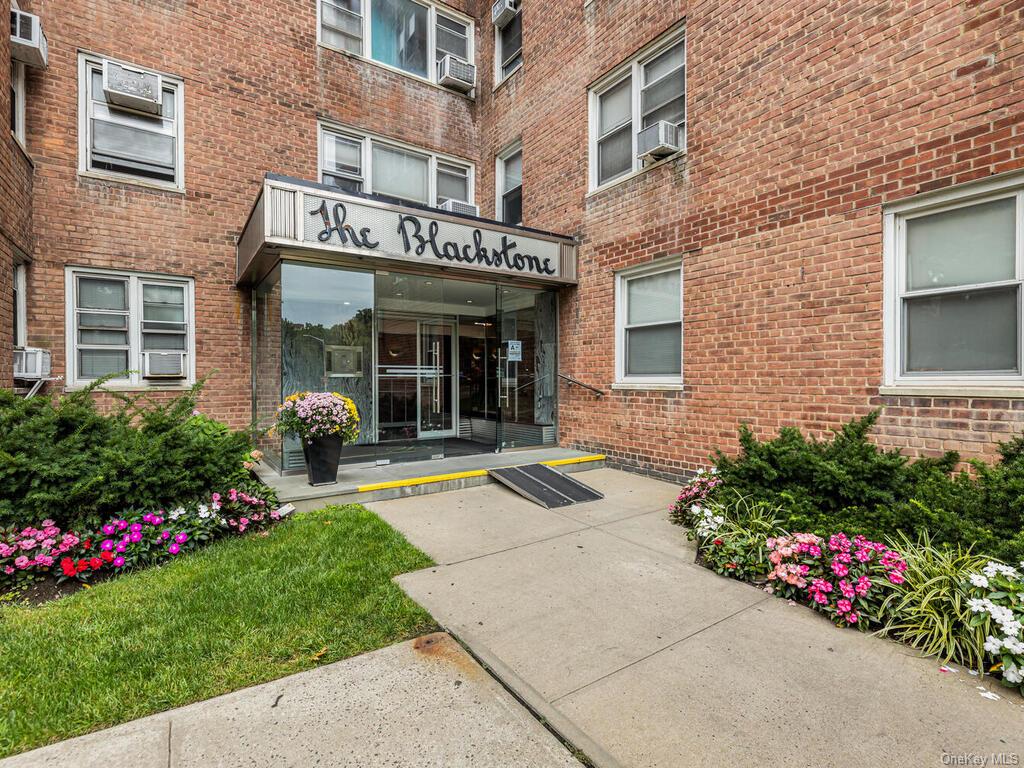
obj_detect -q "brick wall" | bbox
[20,0,476,423]
[8,0,1024,477]
[472,0,1023,474]
[0,1,35,388]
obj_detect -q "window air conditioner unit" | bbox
[13,347,51,380]
[439,199,479,217]
[437,54,475,93]
[637,121,681,161]
[492,0,517,28]
[142,351,187,379]
[102,60,163,115]
[10,10,47,69]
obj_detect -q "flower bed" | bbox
[1,478,283,600]
[675,475,1024,698]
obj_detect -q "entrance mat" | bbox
[488,463,605,508]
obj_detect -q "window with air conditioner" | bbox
[78,55,184,190]
[497,145,522,225]
[494,6,522,83]
[883,174,1024,391]
[319,124,474,209]
[589,28,685,190]
[66,268,194,387]
[12,262,26,348]
[318,0,474,87]
[615,261,683,386]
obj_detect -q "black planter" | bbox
[302,434,344,486]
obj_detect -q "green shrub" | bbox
[877,533,992,670]
[708,411,1023,561]
[0,381,253,533]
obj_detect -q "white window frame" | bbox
[883,172,1024,392]
[77,53,186,192]
[317,0,475,88]
[587,27,686,193]
[10,61,26,147]
[493,8,523,85]
[318,122,474,208]
[13,262,26,348]
[64,267,196,389]
[614,259,683,387]
[495,141,522,224]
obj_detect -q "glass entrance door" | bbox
[497,286,558,449]
[418,320,456,438]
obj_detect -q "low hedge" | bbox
[0,380,254,533]
[678,411,1024,562]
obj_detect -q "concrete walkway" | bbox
[1,633,580,768]
[373,468,1024,767]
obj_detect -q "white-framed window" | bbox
[588,28,685,191]
[65,267,195,387]
[615,260,682,385]
[883,173,1024,390]
[78,54,185,190]
[494,8,522,83]
[318,123,474,208]
[318,0,474,87]
[10,61,25,145]
[12,262,26,348]
[496,143,522,225]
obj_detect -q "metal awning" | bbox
[236,174,579,287]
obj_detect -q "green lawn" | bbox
[0,504,436,758]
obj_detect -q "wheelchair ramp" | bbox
[488,463,604,508]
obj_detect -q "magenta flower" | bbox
[129,531,143,543]
[153,516,164,525]
[168,543,180,555]
[101,523,116,535]
[160,530,171,540]
[174,532,188,544]
[100,539,114,551]
[116,520,128,531]
[112,556,126,567]
[115,541,127,553]
[129,523,143,533]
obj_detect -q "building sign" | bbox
[304,195,561,279]
[506,340,523,362]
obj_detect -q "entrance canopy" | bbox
[236,174,578,288]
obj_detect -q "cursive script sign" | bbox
[305,196,561,279]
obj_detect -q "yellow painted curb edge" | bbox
[356,454,606,493]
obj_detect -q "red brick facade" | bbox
[6,0,1024,479]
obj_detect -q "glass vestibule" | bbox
[253,259,558,473]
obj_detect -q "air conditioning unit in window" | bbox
[102,60,163,115]
[637,121,682,161]
[13,348,51,380]
[440,199,479,217]
[10,10,47,69]
[492,0,517,27]
[438,55,475,93]
[142,351,187,379]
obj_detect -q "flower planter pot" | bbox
[302,434,343,486]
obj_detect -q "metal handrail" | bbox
[558,373,604,397]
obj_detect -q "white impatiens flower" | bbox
[985,636,1005,654]
[983,561,1021,579]
[1004,662,1023,685]
[969,573,991,589]
[1000,619,1023,638]
[197,503,210,519]
[1003,637,1024,656]
[169,506,186,521]
[967,598,990,614]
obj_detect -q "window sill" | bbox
[317,42,475,101]
[77,170,185,195]
[493,62,523,93]
[10,132,32,166]
[586,151,686,198]
[611,382,684,391]
[64,382,195,393]
[878,385,1024,399]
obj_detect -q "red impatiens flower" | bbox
[88,557,102,570]
[82,539,92,550]
[76,559,90,572]
[99,551,114,563]
[726,563,738,570]
[60,557,76,577]
[713,538,724,546]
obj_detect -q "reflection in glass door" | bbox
[418,320,456,438]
